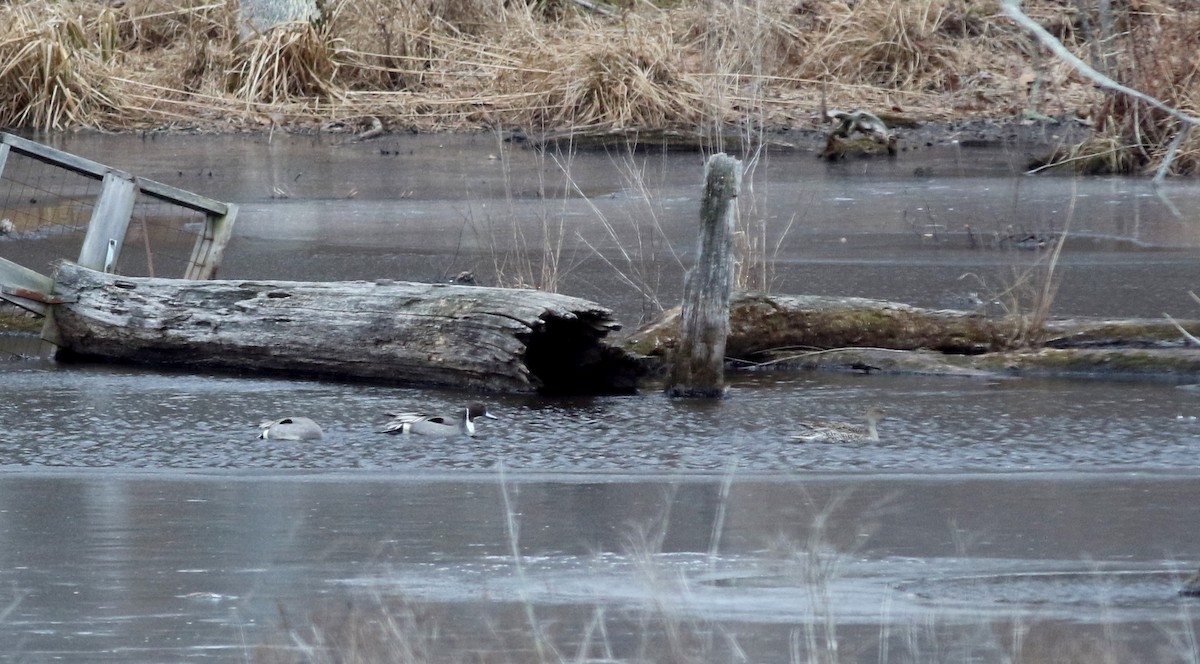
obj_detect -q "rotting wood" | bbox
[665,153,741,398]
[631,292,1200,363]
[636,293,1008,361]
[49,262,641,395]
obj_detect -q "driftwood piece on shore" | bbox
[665,153,741,398]
[49,262,640,394]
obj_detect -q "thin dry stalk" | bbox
[961,207,1072,348]
[734,209,796,294]
[118,0,233,51]
[497,465,559,664]
[571,148,684,320]
[480,127,576,292]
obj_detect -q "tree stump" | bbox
[665,153,742,398]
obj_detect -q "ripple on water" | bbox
[0,365,1197,471]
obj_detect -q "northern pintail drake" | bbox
[791,407,885,443]
[381,402,497,436]
[258,416,324,441]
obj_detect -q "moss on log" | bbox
[630,293,1010,360]
[629,292,1200,380]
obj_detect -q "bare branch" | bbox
[1164,313,1200,346]
[1001,0,1200,183]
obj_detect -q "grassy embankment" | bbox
[2,0,1194,174]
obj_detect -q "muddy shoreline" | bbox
[141,113,1095,156]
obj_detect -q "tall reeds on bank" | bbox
[0,0,1103,134]
[2,0,1192,176]
[0,3,125,129]
[1090,0,1200,175]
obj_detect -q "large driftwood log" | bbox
[50,262,640,394]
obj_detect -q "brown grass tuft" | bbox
[502,16,711,133]
[0,2,125,129]
[1090,0,1200,174]
[226,20,345,104]
[118,0,234,51]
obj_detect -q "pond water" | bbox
[1,130,1200,662]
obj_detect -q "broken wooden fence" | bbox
[0,132,238,319]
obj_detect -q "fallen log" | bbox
[629,292,1200,375]
[49,262,641,395]
[630,293,1012,359]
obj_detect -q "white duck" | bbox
[258,416,324,441]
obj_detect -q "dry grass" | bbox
[0,0,1125,142]
[118,0,234,51]
[0,3,125,129]
[1088,0,1200,175]
[226,19,345,104]
[501,15,711,134]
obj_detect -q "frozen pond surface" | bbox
[1,469,1199,662]
[1,131,1199,661]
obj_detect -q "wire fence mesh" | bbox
[0,144,212,280]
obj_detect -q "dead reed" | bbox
[0,0,1109,137]
[0,3,125,129]
[500,15,710,134]
[1088,0,1200,175]
[960,184,1074,350]
[117,0,234,51]
[226,19,345,104]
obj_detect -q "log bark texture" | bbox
[665,153,741,398]
[630,291,1200,374]
[636,292,1007,361]
[50,262,640,394]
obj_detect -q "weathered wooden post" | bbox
[77,171,137,273]
[665,152,742,398]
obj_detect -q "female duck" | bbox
[1180,568,1200,597]
[259,416,324,441]
[791,407,885,443]
[382,402,497,437]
